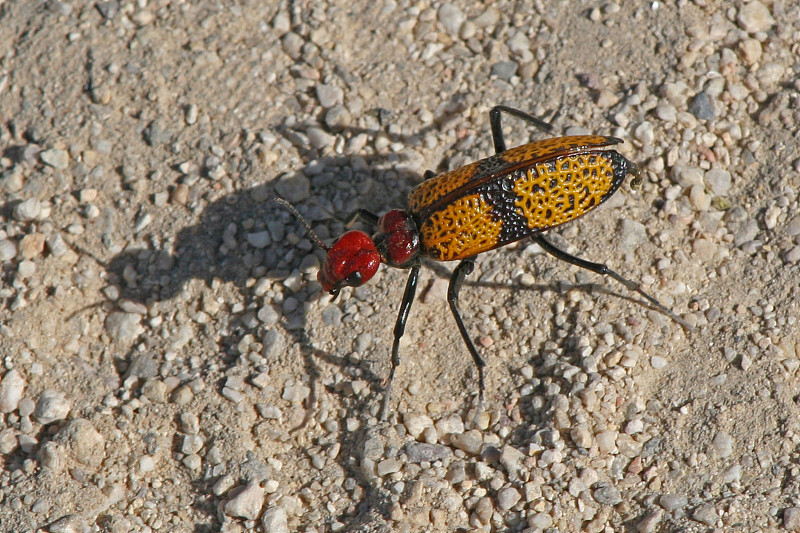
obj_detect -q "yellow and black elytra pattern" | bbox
[409,136,633,261]
[408,135,618,216]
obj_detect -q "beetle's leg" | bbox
[380,263,421,420]
[424,169,436,180]
[447,258,486,410]
[347,209,379,227]
[490,105,555,154]
[532,235,691,329]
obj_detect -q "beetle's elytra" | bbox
[277,105,682,418]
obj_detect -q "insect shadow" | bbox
[101,148,429,528]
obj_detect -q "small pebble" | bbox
[272,11,290,35]
[261,506,289,533]
[183,454,202,470]
[450,431,482,455]
[40,148,70,169]
[496,487,521,510]
[529,512,553,529]
[34,390,71,424]
[0,369,26,413]
[659,493,688,510]
[403,413,433,439]
[139,455,156,473]
[14,198,42,221]
[315,84,342,109]
[490,61,518,81]
[705,169,731,195]
[473,496,494,525]
[57,419,105,467]
[784,507,800,532]
[692,503,718,526]
[437,3,465,36]
[784,245,800,263]
[711,431,733,457]
[499,445,525,479]
[722,464,742,483]
[306,127,334,150]
[105,312,144,342]
[650,355,667,369]
[593,483,622,505]
[247,231,271,249]
[596,430,618,454]
[688,92,715,120]
[321,304,343,327]
[282,382,310,403]
[185,104,199,125]
[182,434,205,455]
[17,259,36,277]
[274,174,310,203]
[377,457,402,476]
[19,233,45,259]
[636,510,663,533]
[435,414,464,435]
[570,425,593,448]
[736,0,774,33]
[619,219,648,250]
[0,239,17,261]
[262,329,286,358]
[224,483,265,520]
[37,441,66,471]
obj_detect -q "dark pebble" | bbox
[688,92,715,120]
[593,482,622,505]
[405,443,452,463]
[490,61,518,81]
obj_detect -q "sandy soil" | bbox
[2,1,800,531]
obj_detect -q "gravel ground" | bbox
[1,1,800,531]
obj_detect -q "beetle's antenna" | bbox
[274,197,330,251]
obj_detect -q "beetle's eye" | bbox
[345,271,363,287]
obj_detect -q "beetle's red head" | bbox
[317,230,380,297]
[275,197,381,299]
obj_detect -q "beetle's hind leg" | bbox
[532,235,691,330]
[489,106,555,153]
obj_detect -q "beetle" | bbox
[276,105,682,416]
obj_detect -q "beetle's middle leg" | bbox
[447,257,486,410]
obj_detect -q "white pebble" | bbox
[262,506,289,533]
[496,486,521,510]
[705,169,731,195]
[736,0,774,33]
[0,240,17,261]
[34,390,71,424]
[224,482,265,520]
[182,434,205,455]
[14,198,42,221]
[0,369,26,413]
[711,431,733,457]
[596,429,618,454]
[403,413,433,440]
[40,148,70,169]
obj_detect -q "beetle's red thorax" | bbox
[374,210,420,268]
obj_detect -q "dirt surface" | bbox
[1,1,800,532]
